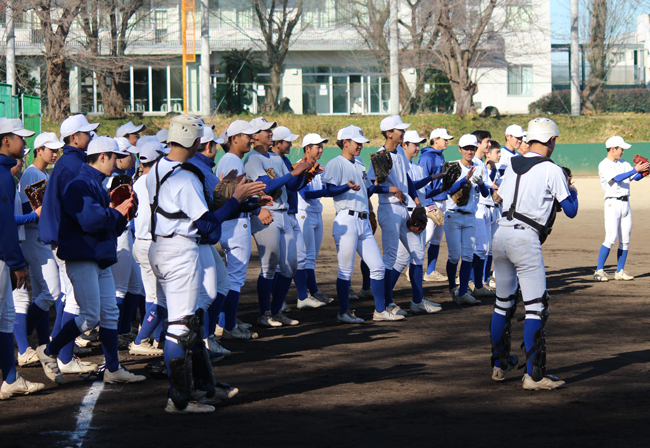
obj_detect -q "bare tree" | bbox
[582,0,607,111]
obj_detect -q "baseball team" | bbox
[0,111,644,412]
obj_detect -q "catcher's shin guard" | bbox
[166,315,199,410]
[521,291,550,381]
[192,309,217,398]
[490,294,518,369]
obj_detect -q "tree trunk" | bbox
[45,56,70,121]
[583,0,607,112]
[98,75,126,118]
[262,62,281,113]
[451,82,476,115]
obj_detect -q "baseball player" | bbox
[148,115,262,413]
[393,130,442,313]
[417,128,454,282]
[483,140,502,288]
[41,136,146,385]
[593,136,649,282]
[444,134,490,305]
[323,125,401,322]
[243,117,313,327]
[0,117,47,398]
[489,118,578,390]
[116,121,146,147]
[498,124,524,176]
[216,121,271,340]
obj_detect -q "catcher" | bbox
[593,136,649,282]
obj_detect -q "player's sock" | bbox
[119,292,139,334]
[164,338,185,377]
[58,312,78,364]
[256,275,273,315]
[207,293,225,336]
[360,261,371,291]
[99,327,119,373]
[50,296,65,338]
[48,318,82,357]
[135,302,160,345]
[0,332,17,383]
[597,245,610,270]
[336,278,350,315]
[25,302,47,337]
[458,260,473,296]
[384,269,394,306]
[153,306,167,342]
[524,318,543,376]
[426,244,440,275]
[370,278,387,313]
[13,313,30,355]
[484,255,493,284]
[490,312,507,368]
[138,295,146,325]
[306,269,319,295]
[218,312,225,329]
[473,256,486,288]
[116,296,124,332]
[35,310,51,346]
[223,290,240,331]
[391,268,401,289]
[410,264,424,304]
[617,249,628,272]
[446,260,458,290]
[294,269,309,301]
[271,274,293,315]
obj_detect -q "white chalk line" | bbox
[66,381,105,448]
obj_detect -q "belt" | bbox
[514,224,527,230]
[608,196,629,202]
[160,235,200,244]
[348,210,368,219]
[449,209,472,215]
[408,207,415,212]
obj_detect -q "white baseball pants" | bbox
[378,203,425,269]
[251,210,297,280]
[425,201,447,246]
[444,211,476,264]
[21,227,60,311]
[133,238,165,307]
[112,230,144,298]
[0,261,15,332]
[602,198,632,250]
[297,211,324,271]
[65,261,119,331]
[332,211,385,281]
[219,217,252,292]
[474,204,492,259]
[54,250,80,315]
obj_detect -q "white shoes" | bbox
[615,270,634,281]
[17,347,40,367]
[348,287,359,300]
[271,311,299,326]
[103,365,146,384]
[410,299,442,314]
[165,398,215,414]
[522,373,565,390]
[1,373,44,396]
[387,303,408,316]
[593,269,609,282]
[337,310,364,324]
[373,309,405,321]
[455,293,481,305]
[36,344,62,384]
[257,311,283,327]
[205,335,231,357]
[297,295,326,309]
[129,340,164,356]
[58,356,98,374]
[222,325,258,340]
[75,335,92,348]
[492,355,518,381]
[423,271,447,282]
[313,291,334,304]
[473,287,496,297]
[358,288,374,299]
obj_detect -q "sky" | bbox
[550,0,572,43]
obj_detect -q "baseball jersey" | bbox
[406,162,427,208]
[298,173,324,213]
[446,159,489,214]
[18,164,49,231]
[497,153,570,229]
[473,157,495,206]
[146,158,208,238]
[368,145,410,206]
[498,146,518,175]
[322,155,372,214]
[216,152,245,178]
[132,173,151,240]
[244,149,289,211]
[598,158,633,198]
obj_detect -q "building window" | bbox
[506,3,532,28]
[508,65,533,96]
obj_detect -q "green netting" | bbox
[0,83,12,118]
[22,94,42,166]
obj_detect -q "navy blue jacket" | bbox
[0,155,25,269]
[57,164,127,269]
[417,146,447,205]
[39,145,87,245]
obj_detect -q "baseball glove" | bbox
[561,166,573,185]
[109,173,133,190]
[212,169,246,210]
[406,206,427,235]
[633,154,649,177]
[292,157,322,182]
[369,211,378,234]
[492,190,503,203]
[110,184,138,220]
[451,182,472,207]
[263,168,283,200]
[441,162,462,192]
[370,149,392,184]
[24,179,47,211]
[426,205,444,226]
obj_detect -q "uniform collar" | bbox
[81,163,107,183]
[502,146,516,156]
[62,145,87,158]
[194,152,215,169]
[0,154,18,168]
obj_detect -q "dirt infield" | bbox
[1,178,650,448]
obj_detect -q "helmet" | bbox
[526,118,558,144]
[167,115,205,148]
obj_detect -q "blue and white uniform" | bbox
[418,145,447,275]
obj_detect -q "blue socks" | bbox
[256,275,273,315]
[119,292,140,334]
[360,261,371,291]
[0,332,17,383]
[25,302,48,337]
[336,278,350,315]
[597,245,610,270]
[473,255,486,289]
[390,268,401,289]
[223,290,240,331]
[524,318,543,376]
[135,303,164,344]
[99,327,119,372]
[306,269,319,295]
[617,248,628,272]
[384,269,394,307]
[458,260,473,296]
[370,278,387,313]
[57,312,78,364]
[427,244,440,275]
[490,312,507,368]
[271,274,293,315]
[206,293,226,336]
[446,260,458,290]
[294,269,309,301]
[410,264,423,304]
[164,339,186,378]
[13,313,29,355]
[48,318,82,358]
[484,255,493,284]
[51,297,65,338]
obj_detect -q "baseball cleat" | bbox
[387,303,408,316]
[423,271,447,282]
[593,269,609,282]
[312,291,334,304]
[257,311,283,327]
[337,310,364,324]
[373,309,405,321]
[488,277,496,289]
[348,287,359,300]
[449,287,459,302]
[17,347,40,367]
[129,340,164,356]
[58,356,98,374]
[473,287,496,297]
[103,365,146,384]
[492,355,518,381]
[297,295,326,310]
[1,373,45,396]
[236,318,253,330]
[410,299,442,314]
[222,325,258,340]
[280,302,292,313]
[358,288,374,299]
[73,345,92,356]
[205,335,231,356]
[455,293,481,305]
[614,270,634,280]
[36,345,62,384]
[75,335,92,348]
[522,373,565,390]
[165,398,215,414]
[202,384,239,402]
[271,311,299,326]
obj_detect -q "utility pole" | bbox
[570,0,581,115]
[6,0,16,96]
[200,0,211,117]
[389,0,399,115]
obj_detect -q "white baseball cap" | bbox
[458,134,479,148]
[272,126,299,142]
[167,115,205,148]
[156,129,168,144]
[505,124,525,138]
[302,133,329,147]
[249,117,277,131]
[114,137,138,154]
[137,135,158,147]
[201,126,224,145]
[522,131,528,143]
[380,115,410,132]
[60,114,100,139]
[115,121,146,138]
[526,118,558,144]
[403,130,426,145]
[34,132,64,150]
[0,118,36,138]
[227,120,260,137]
[605,136,631,149]
[429,128,453,140]
[219,129,228,142]
[338,125,369,144]
[138,140,166,163]
[87,136,128,157]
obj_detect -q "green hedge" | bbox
[529,88,650,114]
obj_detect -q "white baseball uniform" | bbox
[297,173,324,271]
[598,158,634,250]
[394,161,428,273]
[473,157,495,260]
